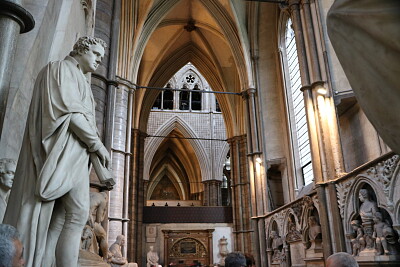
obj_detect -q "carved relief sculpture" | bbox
[109,235,137,267]
[308,216,322,241]
[350,220,365,256]
[372,212,395,255]
[0,158,16,222]
[306,216,323,257]
[271,231,284,263]
[218,236,229,266]
[89,192,109,259]
[358,189,378,251]
[286,218,301,243]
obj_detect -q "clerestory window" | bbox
[282,17,314,187]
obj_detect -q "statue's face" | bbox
[0,163,15,189]
[359,193,365,202]
[79,43,105,74]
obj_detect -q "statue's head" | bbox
[116,235,125,246]
[0,159,16,190]
[359,189,369,202]
[69,36,107,74]
[149,245,154,251]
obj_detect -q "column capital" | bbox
[0,1,35,33]
[288,0,301,9]
[116,76,137,91]
[241,88,257,99]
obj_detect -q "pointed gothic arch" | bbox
[143,116,211,185]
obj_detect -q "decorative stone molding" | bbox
[291,201,303,222]
[286,218,301,242]
[335,178,354,219]
[367,155,400,207]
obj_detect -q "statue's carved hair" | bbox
[0,158,16,174]
[70,36,107,57]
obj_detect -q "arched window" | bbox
[179,85,190,110]
[163,84,173,110]
[215,98,221,112]
[152,92,162,110]
[282,17,313,187]
[191,84,202,111]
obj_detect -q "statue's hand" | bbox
[96,145,111,169]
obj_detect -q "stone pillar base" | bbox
[79,250,110,267]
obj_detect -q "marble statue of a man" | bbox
[3,36,110,267]
[147,245,160,267]
[0,158,16,222]
[109,235,137,267]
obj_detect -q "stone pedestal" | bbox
[356,254,400,267]
[79,250,110,267]
[305,240,323,267]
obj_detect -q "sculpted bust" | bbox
[308,216,322,241]
[0,158,16,222]
[358,189,378,223]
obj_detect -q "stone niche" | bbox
[336,154,400,266]
[162,229,214,266]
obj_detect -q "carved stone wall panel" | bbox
[333,154,400,264]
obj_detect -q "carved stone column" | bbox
[203,179,222,206]
[228,135,253,254]
[288,0,346,257]
[108,83,130,246]
[128,128,146,265]
[243,88,268,267]
[0,0,34,133]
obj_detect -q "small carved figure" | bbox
[109,235,137,267]
[359,189,378,223]
[308,216,322,241]
[0,159,16,222]
[350,220,365,256]
[358,189,378,249]
[271,231,283,262]
[147,245,160,267]
[218,236,229,265]
[373,212,394,255]
[81,225,94,251]
[89,191,109,258]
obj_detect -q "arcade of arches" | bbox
[0,0,400,266]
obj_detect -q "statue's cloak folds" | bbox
[327,0,400,152]
[4,56,100,266]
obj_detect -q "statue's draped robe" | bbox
[4,56,102,267]
[0,188,9,222]
[327,0,400,153]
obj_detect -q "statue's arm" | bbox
[69,113,104,152]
